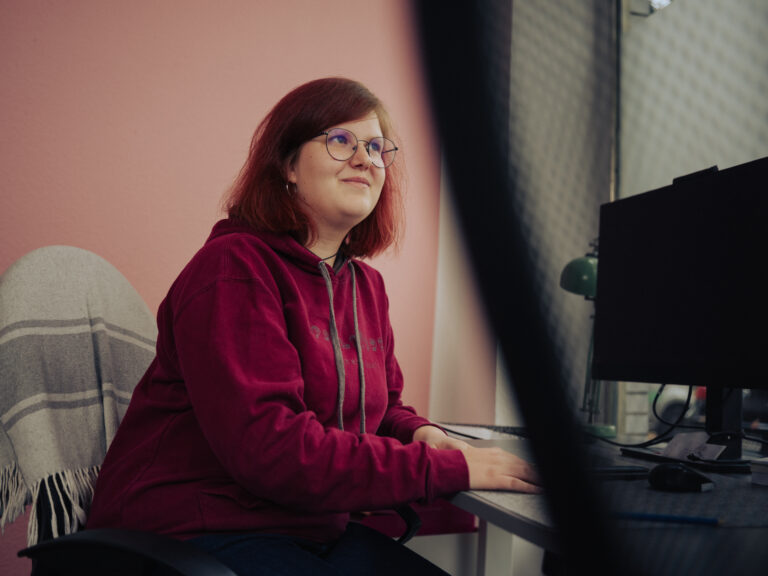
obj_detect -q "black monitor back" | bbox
[592,156,768,390]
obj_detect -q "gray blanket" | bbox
[0,246,157,545]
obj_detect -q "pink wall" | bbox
[0,1,440,573]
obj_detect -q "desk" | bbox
[443,424,768,576]
[450,489,554,575]
[444,424,556,575]
[600,463,768,575]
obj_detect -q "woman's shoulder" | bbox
[166,222,287,303]
[191,226,277,279]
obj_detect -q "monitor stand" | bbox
[620,385,749,472]
[705,384,743,460]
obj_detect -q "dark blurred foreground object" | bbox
[410,1,623,573]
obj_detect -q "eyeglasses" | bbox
[318,128,398,168]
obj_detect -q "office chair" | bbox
[0,245,235,575]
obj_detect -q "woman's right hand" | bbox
[462,445,543,493]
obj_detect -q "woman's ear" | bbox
[285,157,298,185]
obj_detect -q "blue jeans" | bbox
[187,522,450,576]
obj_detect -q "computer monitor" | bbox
[592,156,768,459]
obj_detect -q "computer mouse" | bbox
[648,462,714,492]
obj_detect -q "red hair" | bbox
[225,78,404,258]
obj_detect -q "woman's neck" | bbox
[306,238,343,267]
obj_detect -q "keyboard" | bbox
[440,423,529,439]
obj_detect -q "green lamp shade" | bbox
[560,256,598,298]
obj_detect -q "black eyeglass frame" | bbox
[317,128,399,168]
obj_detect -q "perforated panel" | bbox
[507,0,616,409]
[620,0,768,197]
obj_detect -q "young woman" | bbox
[87,77,541,575]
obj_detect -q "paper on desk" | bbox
[662,431,725,461]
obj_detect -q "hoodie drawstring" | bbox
[349,263,366,434]
[317,260,366,434]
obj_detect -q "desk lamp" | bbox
[560,241,615,437]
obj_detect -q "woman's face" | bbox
[287,114,386,242]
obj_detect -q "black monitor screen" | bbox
[592,156,768,390]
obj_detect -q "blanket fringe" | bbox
[0,462,29,534]
[26,466,101,546]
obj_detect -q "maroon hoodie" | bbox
[87,219,469,542]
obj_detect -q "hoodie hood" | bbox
[206,218,350,277]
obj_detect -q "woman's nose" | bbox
[350,142,373,167]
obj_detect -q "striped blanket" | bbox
[0,246,157,545]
